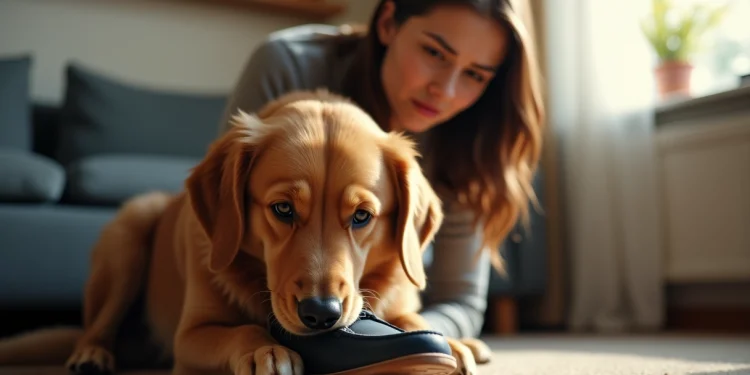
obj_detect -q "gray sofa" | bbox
[0,55,546,333]
[0,56,226,311]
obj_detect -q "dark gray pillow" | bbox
[0,55,32,150]
[65,154,200,205]
[57,63,227,165]
[0,149,66,203]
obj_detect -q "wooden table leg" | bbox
[492,296,518,335]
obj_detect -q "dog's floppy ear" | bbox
[185,111,267,273]
[383,133,444,290]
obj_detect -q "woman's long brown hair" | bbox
[342,0,545,271]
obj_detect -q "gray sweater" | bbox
[219,24,490,339]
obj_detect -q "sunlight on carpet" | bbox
[481,335,750,375]
[1,334,749,375]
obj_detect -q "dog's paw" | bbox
[446,338,478,375]
[66,345,114,375]
[459,337,492,364]
[234,345,303,375]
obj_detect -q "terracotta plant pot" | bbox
[654,61,693,99]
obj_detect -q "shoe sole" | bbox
[318,353,457,375]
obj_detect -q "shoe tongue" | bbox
[345,311,404,336]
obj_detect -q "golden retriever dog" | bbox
[0,90,489,375]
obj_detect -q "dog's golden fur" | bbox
[0,90,490,375]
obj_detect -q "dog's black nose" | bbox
[297,296,342,330]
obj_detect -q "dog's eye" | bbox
[351,210,372,229]
[271,202,295,223]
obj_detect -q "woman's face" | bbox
[377,2,509,133]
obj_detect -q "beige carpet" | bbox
[482,334,750,375]
[1,334,749,375]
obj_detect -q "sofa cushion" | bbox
[65,154,200,205]
[57,63,227,165]
[0,149,66,203]
[0,55,32,150]
[0,204,116,307]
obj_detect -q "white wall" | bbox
[0,0,378,104]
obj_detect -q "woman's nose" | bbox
[428,70,459,99]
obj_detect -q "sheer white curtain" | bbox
[543,0,665,332]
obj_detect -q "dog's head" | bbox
[185,90,442,335]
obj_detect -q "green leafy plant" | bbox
[640,0,730,63]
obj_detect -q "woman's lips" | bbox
[412,99,439,118]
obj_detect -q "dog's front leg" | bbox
[173,324,302,375]
[172,240,303,375]
[389,312,480,375]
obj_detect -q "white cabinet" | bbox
[656,87,750,283]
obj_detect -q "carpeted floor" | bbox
[1,334,749,375]
[483,334,750,375]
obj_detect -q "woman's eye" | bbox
[466,70,486,83]
[271,202,294,224]
[422,46,445,60]
[351,210,372,229]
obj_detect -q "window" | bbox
[683,0,750,97]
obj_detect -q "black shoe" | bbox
[268,310,456,375]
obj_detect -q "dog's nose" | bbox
[297,296,342,330]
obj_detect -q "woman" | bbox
[219,0,544,339]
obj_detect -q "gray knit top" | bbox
[218,24,490,339]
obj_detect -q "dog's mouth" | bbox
[270,292,363,336]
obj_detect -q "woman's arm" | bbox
[419,198,491,339]
[217,39,302,135]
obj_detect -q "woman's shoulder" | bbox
[250,24,364,92]
[265,24,352,43]
[257,24,364,62]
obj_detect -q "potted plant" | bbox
[640,0,729,99]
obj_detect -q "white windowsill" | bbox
[655,84,750,127]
